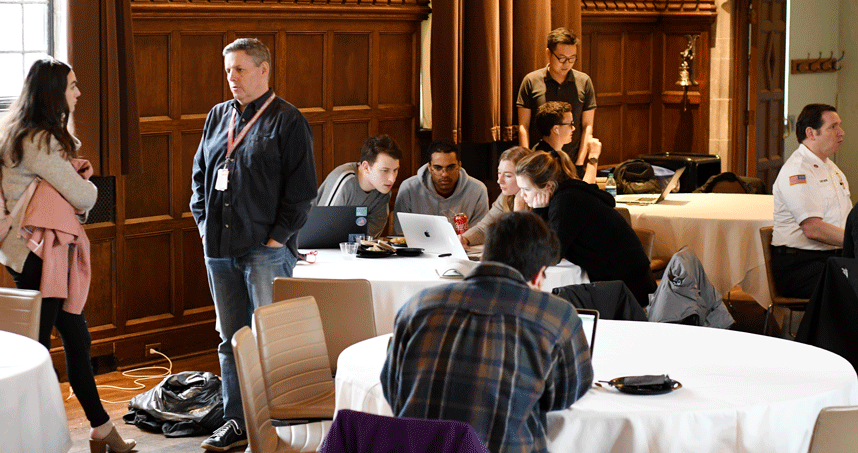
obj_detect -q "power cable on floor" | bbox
[66,348,173,404]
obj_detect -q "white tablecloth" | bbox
[335,321,858,453]
[294,250,588,334]
[0,330,71,453]
[623,193,774,307]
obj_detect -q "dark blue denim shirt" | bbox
[191,89,317,258]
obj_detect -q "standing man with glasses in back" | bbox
[393,139,489,234]
[191,37,317,452]
[517,27,597,178]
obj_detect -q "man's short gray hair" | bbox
[223,38,271,66]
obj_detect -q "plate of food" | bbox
[387,236,407,247]
[357,240,396,258]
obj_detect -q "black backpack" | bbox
[614,159,661,194]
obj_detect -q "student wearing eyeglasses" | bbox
[517,27,597,178]
[392,139,489,234]
[532,101,601,185]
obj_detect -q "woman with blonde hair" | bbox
[515,148,655,307]
[0,59,136,452]
[460,146,532,247]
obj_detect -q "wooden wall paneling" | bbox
[378,33,414,106]
[92,1,431,369]
[86,238,117,330]
[282,32,326,110]
[180,33,227,115]
[332,120,371,166]
[123,232,173,327]
[181,130,203,214]
[124,133,172,219]
[332,32,371,107]
[308,122,326,184]
[134,33,171,118]
[181,228,212,313]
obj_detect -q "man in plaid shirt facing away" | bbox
[381,211,593,453]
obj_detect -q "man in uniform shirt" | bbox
[517,27,597,177]
[190,38,317,451]
[772,103,850,298]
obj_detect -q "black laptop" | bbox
[296,206,369,249]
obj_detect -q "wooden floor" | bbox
[62,352,247,453]
[62,288,772,453]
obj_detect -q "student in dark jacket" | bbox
[515,149,656,306]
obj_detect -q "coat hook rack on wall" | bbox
[791,51,845,74]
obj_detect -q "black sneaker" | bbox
[201,420,248,452]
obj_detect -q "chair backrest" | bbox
[615,206,631,225]
[808,406,858,453]
[253,296,335,411]
[273,277,376,373]
[0,288,42,340]
[319,409,490,453]
[634,227,655,261]
[232,326,278,453]
[759,226,779,297]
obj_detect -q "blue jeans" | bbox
[205,243,297,429]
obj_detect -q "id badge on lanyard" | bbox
[215,92,277,192]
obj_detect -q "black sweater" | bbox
[533,179,651,282]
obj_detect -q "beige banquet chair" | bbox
[273,277,377,374]
[0,288,42,340]
[232,326,331,453]
[253,296,336,422]
[759,226,810,337]
[807,406,858,453]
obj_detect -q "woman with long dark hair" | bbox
[515,148,656,307]
[0,59,136,452]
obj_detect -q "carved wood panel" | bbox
[582,4,715,164]
[54,1,430,367]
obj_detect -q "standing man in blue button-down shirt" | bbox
[190,37,317,452]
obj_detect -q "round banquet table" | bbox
[335,321,858,453]
[294,249,588,334]
[0,330,72,453]
[622,193,774,307]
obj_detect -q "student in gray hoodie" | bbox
[393,139,489,234]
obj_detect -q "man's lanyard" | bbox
[216,92,276,192]
[226,91,277,159]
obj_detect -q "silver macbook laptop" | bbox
[398,213,470,260]
[576,308,599,355]
[616,167,685,206]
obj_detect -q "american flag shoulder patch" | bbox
[789,174,807,185]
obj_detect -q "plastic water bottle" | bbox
[606,172,617,198]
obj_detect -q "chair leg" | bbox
[763,304,773,335]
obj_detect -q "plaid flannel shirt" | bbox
[381,262,593,453]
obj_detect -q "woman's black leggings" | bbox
[6,253,109,427]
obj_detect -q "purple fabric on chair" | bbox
[319,409,490,453]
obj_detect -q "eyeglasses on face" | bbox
[430,163,460,174]
[551,50,577,64]
[557,122,575,127]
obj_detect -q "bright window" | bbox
[0,0,63,110]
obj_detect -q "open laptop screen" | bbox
[575,308,599,356]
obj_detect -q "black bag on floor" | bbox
[123,371,224,437]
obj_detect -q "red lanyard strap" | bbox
[226,91,277,159]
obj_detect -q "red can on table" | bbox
[454,213,469,234]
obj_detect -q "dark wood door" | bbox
[747,0,787,189]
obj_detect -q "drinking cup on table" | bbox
[340,241,359,259]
